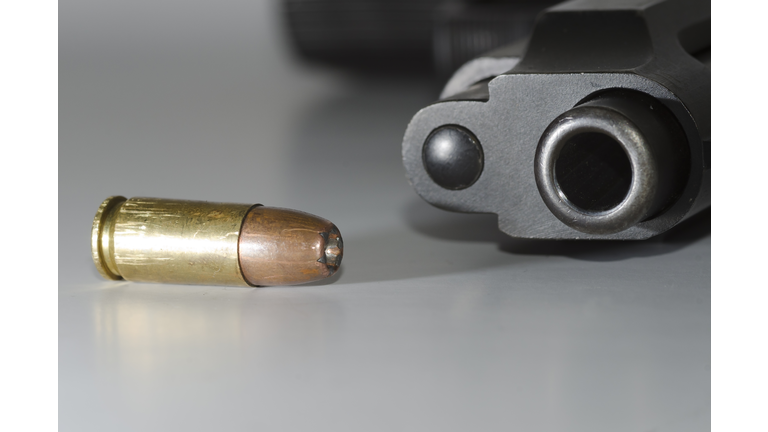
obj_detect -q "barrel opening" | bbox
[554,131,632,213]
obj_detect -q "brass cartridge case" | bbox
[91,196,343,287]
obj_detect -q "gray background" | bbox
[59,1,710,430]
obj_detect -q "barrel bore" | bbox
[555,131,633,212]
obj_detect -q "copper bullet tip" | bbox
[238,206,344,286]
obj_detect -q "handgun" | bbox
[284,0,710,240]
[402,0,710,239]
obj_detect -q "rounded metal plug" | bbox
[422,125,484,190]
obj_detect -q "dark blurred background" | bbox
[283,0,558,75]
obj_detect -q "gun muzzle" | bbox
[400,0,709,240]
[534,90,690,234]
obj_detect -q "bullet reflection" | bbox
[92,288,243,381]
[90,286,343,397]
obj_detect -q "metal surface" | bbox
[92,197,255,286]
[402,0,711,239]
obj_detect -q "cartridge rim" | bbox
[91,195,128,280]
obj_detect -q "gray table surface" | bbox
[59,1,711,430]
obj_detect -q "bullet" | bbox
[91,196,343,286]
